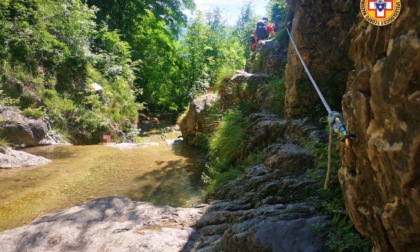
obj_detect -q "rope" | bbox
[285,27,354,190]
[324,117,334,190]
[286,28,332,115]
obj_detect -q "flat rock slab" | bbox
[0,147,51,168]
[0,197,206,252]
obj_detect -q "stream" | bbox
[0,127,206,232]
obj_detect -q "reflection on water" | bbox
[0,132,206,232]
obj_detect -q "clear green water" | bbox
[0,132,205,232]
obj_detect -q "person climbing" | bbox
[273,15,282,32]
[250,18,276,52]
[249,35,257,51]
[262,17,275,36]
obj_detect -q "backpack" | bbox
[249,35,255,44]
[255,21,268,40]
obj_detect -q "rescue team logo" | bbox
[360,0,401,26]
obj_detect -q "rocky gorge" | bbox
[1,0,419,251]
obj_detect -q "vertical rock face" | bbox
[178,94,219,147]
[340,1,420,251]
[284,0,355,117]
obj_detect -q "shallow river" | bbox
[0,130,206,232]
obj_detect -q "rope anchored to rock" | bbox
[285,27,354,190]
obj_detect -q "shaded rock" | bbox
[245,112,327,153]
[246,164,269,178]
[187,201,329,252]
[0,197,206,252]
[220,216,328,252]
[264,143,313,175]
[0,146,51,168]
[218,70,271,110]
[0,106,65,147]
[179,94,219,147]
[247,113,289,147]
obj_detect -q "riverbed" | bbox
[0,130,206,232]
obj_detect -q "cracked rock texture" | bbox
[340,0,420,251]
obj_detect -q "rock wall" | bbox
[218,71,272,110]
[0,106,65,147]
[178,94,219,147]
[284,0,356,117]
[183,112,330,252]
[340,1,420,251]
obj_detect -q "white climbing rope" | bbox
[286,28,332,115]
[285,28,353,190]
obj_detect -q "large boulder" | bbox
[0,106,64,147]
[178,94,219,147]
[218,71,272,111]
[340,1,420,251]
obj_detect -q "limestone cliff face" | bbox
[284,0,356,117]
[340,1,420,251]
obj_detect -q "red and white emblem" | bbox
[368,0,393,18]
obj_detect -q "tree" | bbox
[86,0,195,37]
[179,10,245,99]
[85,0,196,113]
[233,1,258,59]
[0,0,139,143]
[268,0,287,25]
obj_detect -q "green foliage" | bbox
[21,106,45,119]
[209,109,248,172]
[268,0,288,25]
[84,0,196,113]
[327,213,372,252]
[87,0,194,38]
[0,137,8,147]
[0,0,140,143]
[254,47,270,70]
[203,168,242,195]
[233,1,259,59]
[267,77,286,114]
[0,90,19,106]
[202,108,267,197]
[214,68,236,93]
[303,139,372,252]
[203,107,257,196]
